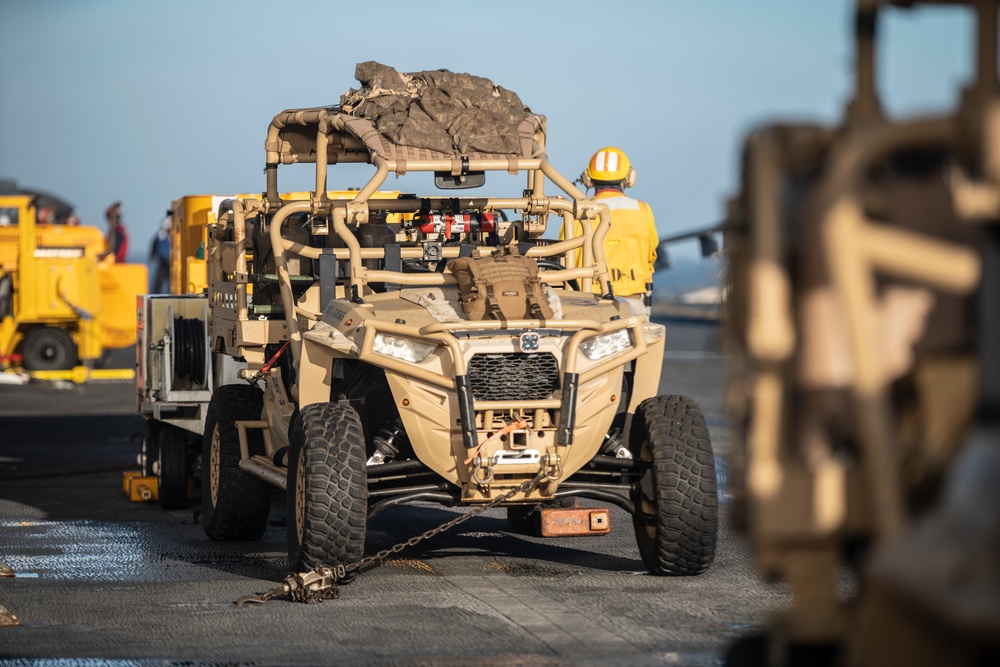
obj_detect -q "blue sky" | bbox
[0,1,974,264]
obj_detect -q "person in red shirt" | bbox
[100,201,129,262]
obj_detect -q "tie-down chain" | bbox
[235,468,550,607]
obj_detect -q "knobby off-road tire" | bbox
[630,395,718,575]
[22,327,77,371]
[286,402,367,575]
[201,384,271,541]
[158,423,189,510]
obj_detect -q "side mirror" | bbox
[698,234,720,259]
[434,171,486,189]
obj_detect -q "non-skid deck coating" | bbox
[0,323,787,666]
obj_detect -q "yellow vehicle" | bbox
[0,188,146,371]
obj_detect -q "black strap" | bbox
[525,276,546,321]
[484,281,507,325]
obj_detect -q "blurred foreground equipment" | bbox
[725,1,1000,664]
[0,184,146,373]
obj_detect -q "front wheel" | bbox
[630,395,718,575]
[201,384,272,540]
[286,402,367,574]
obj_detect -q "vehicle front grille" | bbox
[467,352,560,402]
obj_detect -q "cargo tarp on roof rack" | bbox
[340,61,531,156]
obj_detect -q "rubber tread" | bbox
[158,423,189,510]
[630,394,718,575]
[201,384,271,540]
[287,402,367,573]
[141,419,161,477]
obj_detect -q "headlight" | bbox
[372,334,436,363]
[580,330,632,360]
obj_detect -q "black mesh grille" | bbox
[467,353,560,402]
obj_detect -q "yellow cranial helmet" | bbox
[582,146,636,188]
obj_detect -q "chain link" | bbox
[235,469,549,607]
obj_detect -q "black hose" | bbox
[174,318,189,378]
[173,316,206,386]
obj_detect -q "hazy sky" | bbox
[0,1,974,264]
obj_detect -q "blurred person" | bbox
[36,206,56,225]
[100,201,129,262]
[566,146,658,316]
[149,217,171,293]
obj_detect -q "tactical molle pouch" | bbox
[448,247,554,322]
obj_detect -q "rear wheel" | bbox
[158,423,189,510]
[140,419,161,477]
[201,384,271,540]
[286,402,367,575]
[630,395,718,575]
[22,327,77,371]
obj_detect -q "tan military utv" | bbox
[200,63,717,578]
[724,1,1000,664]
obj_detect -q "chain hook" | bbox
[235,584,287,608]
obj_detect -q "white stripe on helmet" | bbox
[595,150,619,174]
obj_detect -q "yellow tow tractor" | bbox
[0,183,146,377]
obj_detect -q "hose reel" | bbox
[172,316,206,386]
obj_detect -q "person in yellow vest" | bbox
[566,146,658,317]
